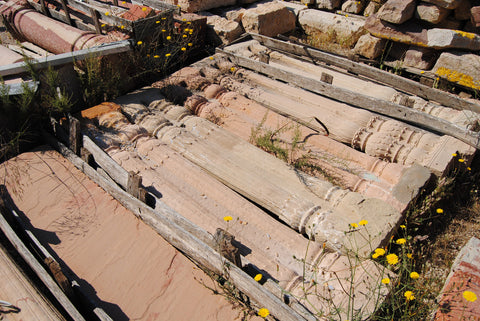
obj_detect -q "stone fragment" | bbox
[432,51,480,90]
[282,1,308,17]
[376,0,416,24]
[301,0,315,5]
[403,46,438,70]
[241,2,296,37]
[364,1,382,17]
[416,2,451,24]
[120,4,154,21]
[171,0,236,13]
[316,0,342,10]
[0,44,23,65]
[454,0,471,20]
[354,33,386,59]
[202,12,244,45]
[224,7,246,22]
[422,0,462,9]
[298,9,366,47]
[342,0,364,14]
[365,15,480,50]
[472,6,480,27]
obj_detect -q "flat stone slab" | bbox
[433,51,480,90]
[435,237,480,320]
[365,15,480,50]
[376,0,417,24]
[242,1,296,37]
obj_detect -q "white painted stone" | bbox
[242,1,296,37]
[416,2,451,24]
[354,33,386,59]
[376,0,416,24]
[427,29,480,50]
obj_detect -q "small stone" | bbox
[204,13,244,45]
[363,1,382,17]
[403,46,438,70]
[342,0,364,14]
[416,2,450,24]
[422,0,462,9]
[224,8,246,22]
[242,2,296,37]
[301,0,315,5]
[354,33,386,59]
[433,51,480,90]
[376,0,416,24]
[316,0,342,10]
[471,6,480,27]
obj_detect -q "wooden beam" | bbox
[0,200,86,320]
[69,115,81,155]
[44,133,310,321]
[27,0,90,31]
[217,48,480,149]
[0,40,132,77]
[65,0,132,31]
[90,8,102,34]
[250,33,480,114]
[59,0,73,25]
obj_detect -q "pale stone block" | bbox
[317,0,342,10]
[354,33,386,59]
[342,0,364,14]
[422,0,462,9]
[203,13,244,44]
[376,0,416,24]
[363,1,382,17]
[416,2,451,24]
[223,7,246,22]
[242,1,296,37]
[403,46,438,70]
[433,51,480,90]
[282,1,308,17]
[426,29,480,50]
[173,0,236,12]
[472,6,480,27]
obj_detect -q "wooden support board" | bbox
[26,0,94,31]
[217,48,480,149]
[0,40,132,78]
[250,33,480,114]
[43,132,311,321]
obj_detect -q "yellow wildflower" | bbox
[350,222,358,228]
[162,29,166,32]
[359,219,368,226]
[182,18,187,21]
[345,14,349,17]
[254,274,262,282]
[122,1,125,3]
[188,42,193,46]
[187,21,191,24]
[459,158,465,162]
[410,272,420,280]
[407,253,413,259]
[395,238,406,245]
[142,6,147,11]
[153,55,160,58]
[452,153,457,157]
[120,25,125,29]
[166,36,172,40]
[372,253,379,259]
[209,56,214,60]
[374,248,386,256]
[137,40,143,45]
[223,216,233,222]
[463,290,477,302]
[386,253,399,265]
[165,53,171,57]
[381,278,390,284]
[467,167,471,171]
[156,20,160,24]
[258,308,270,318]
[181,47,186,51]
[101,23,106,27]
[420,71,425,74]
[189,30,193,34]
[436,208,444,214]
[105,11,110,16]
[230,67,236,72]
[162,17,166,20]
[400,224,406,229]
[183,34,187,38]
[404,291,415,301]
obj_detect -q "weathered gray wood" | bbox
[59,0,73,26]
[90,8,102,34]
[320,72,333,84]
[44,133,309,321]
[218,48,480,148]
[26,0,91,31]
[0,40,132,77]
[251,33,480,114]
[126,171,146,202]
[214,228,242,268]
[131,0,180,13]
[39,0,48,15]
[69,116,81,155]
[0,203,86,320]
[66,0,132,31]
[82,135,129,189]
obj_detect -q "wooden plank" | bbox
[82,135,129,189]
[131,0,180,13]
[65,0,132,31]
[27,0,92,31]
[59,0,73,25]
[69,115,81,155]
[251,33,480,114]
[39,0,48,15]
[0,40,132,77]
[44,133,309,321]
[90,8,102,34]
[218,48,480,148]
[0,204,86,320]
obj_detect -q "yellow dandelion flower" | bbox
[350,222,358,228]
[404,291,415,301]
[410,272,420,280]
[101,23,106,27]
[188,42,193,46]
[162,17,166,20]
[165,53,171,57]
[156,20,160,24]
[467,167,471,171]
[166,36,172,40]
[420,71,425,74]
[209,56,214,60]
[436,208,444,214]
[182,18,187,21]
[122,1,125,3]
[459,158,465,162]
[153,55,160,58]
[183,34,187,38]
[177,4,181,7]
[162,29,166,32]
[137,40,143,45]
[230,67,236,72]
[381,278,390,284]
[463,290,477,302]
[258,308,270,318]
[146,54,150,57]
[345,14,349,17]
[374,248,386,256]
[407,253,413,259]
[400,224,406,229]
[396,238,406,245]
[189,30,193,34]
[187,21,191,24]
[372,253,379,259]
[120,25,125,29]
[142,6,147,11]
[105,11,110,16]
[386,253,399,265]
[181,47,186,51]
[254,274,262,282]
[359,219,368,226]
[452,153,457,157]
[223,216,233,222]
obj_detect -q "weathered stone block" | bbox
[471,6,480,27]
[364,1,382,17]
[354,33,386,59]
[224,7,246,22]
[203,13,244,45]
[316,0,342,10]
[454,0,471,20]
[403,46,438,70]
[416,2,451,24]
[422,0,462,9]
[282,1,308,17]
[342,0,364,14]
[242,2,296,37]
[433,51,480,90]
[172,0,236,13]
[301,0,315,5]
[376,0,416,24]
[120,5,154,21]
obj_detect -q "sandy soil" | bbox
[0,146,256,321]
